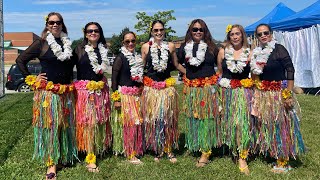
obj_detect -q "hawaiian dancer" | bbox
[16,12,77,179]
[72,22,112,172]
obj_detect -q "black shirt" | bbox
[221,58,250,79]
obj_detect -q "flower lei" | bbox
[85,43,109,74]
[149,37,169,72]
[120,46,144,82]
[183,74,219,87]
[25,75,74,94]
[184,40,207,67]
[250,40,276,75]
[46,31,72,61]
[225,47,250,73]
[143,76,176,89]
[219,78,254,89]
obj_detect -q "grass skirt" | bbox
[141,86,179,154]
[111,90,144,157]
[219,87,253,155]
[74,81,111,154]
[32,89,77,165]
[183,85,220,152]
[251,89,305,159]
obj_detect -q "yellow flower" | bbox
[239,150,249,159]
[85,153,96,164]
[165,77,176,87]
[25,75,37,86]
[58,85,66,94]
[225,24,232,33]
[254,80,262,90]
[44,15,48,22]
[149,22,153,32]
[202,150,212,158]
[86,81,95,91]
[69,84,74,92]
[277,158,288,167]
[111,91,121,102]
[240,78,254,88]
[282,89,292,100]
[97,81,105,89]
[46,81,54,90]
[46,157,54,167]
[193,112,199,119]
[42,100,49,108]
[34,81,41,89]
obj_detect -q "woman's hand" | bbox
[284,97,294,109]
[37,73,47,82]
[114,101,121,109]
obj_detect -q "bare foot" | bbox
[86,163,100,173]
[238,159,249,175]
[128,156,143,165]
[46,165,57,180]
[167,153,177,163]
[196,154,210,167]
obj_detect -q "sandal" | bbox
[45,172,56,180]
[128,158,143,165]
[239,165,250,175]
[167,154,177,163]
[271,165,293,173]
[86,164,100,173]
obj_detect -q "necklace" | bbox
[184,40,207,66]
[225,46,250,73]
[46,31,72,61]
[149,37,169,72]
[250,40,276,75]
[85,43,109,74]
[121,46,144,82]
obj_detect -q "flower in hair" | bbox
[44,15,48,23]
[225,24,232,33]
[149,22,153,32]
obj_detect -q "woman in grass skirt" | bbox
[177,19,220,167]
[217,24,253,175]
[72,22,112,172]
[141,20,185,163]
[250,24,305,173]
[16,12,77,180]
[111,31,144,164]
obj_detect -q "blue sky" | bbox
[3,0,317,41]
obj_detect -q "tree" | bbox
[109,27,130,55]
[134,10,178,42]
[71,38,83,49]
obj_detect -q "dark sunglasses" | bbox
[152,28,164,33]
[192,28,204,32]
[86,29,100,34]
[257,31,270,37]
[124,39,136,45]
[47,21,62,26]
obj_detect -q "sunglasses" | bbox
[124,39,136,45]
[257,31,270,37]
[192,28,204,32]
[152,28,164,33]
[86,29,100,34]
[47,21,62,26]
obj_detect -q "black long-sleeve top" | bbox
[259,44,294,81]
[16,38,73,84]
[111,53,142,92]
[221,59,250,79]
[72,44,104,81]
[178,43,219,80]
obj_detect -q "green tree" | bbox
[71,38,83,49]
[109,27,130,55]
[134,10,178,42]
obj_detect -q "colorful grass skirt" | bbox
[74,80,112,155]
[32,88,77,165]
[251,85,305,159]
[111,86,144,158]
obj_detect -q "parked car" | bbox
[6,63,41,92]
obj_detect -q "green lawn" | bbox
[0,89,319,179]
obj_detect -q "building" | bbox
[4,32,40,64]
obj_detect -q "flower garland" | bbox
[111,91,121,102]
[184,40,207,67]
[25,75,74,94]
[183,74,219,87]
[85,43,109,74]
[149,37,169,72]
[250,40,276,75]
[219,78,254,89]
[46,31,72,61]
[225,47,250,73]
[119,86,142,96]
[143,76,176,89]
[254,80,289,91]
[120,46,144,82]
[74,80,105,95]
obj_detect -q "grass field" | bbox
[0,87,319,179]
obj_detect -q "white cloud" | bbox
[33,0,84,5]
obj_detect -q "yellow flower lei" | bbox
[86,81,105,91]
[201,150,212,158]
[85,153,96,164]
[226,24,232,34]
[111,91,121,102]
[57,84,66,94]
[240,78,254,88]
[25,75,37,86]
[45,81,54,90]
[282,88,292,100]
[46,157,54,167]
[165,77,176,87]
[277,158,288,167]
[239,150,249,159]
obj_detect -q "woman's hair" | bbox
[254,23,273,36]
[184,19,218,54]
[81,22,106,46]
[148,20,166,40]
[122,31,136,41]
[225,24,249,48]
[41,12,67,40]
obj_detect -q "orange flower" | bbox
[143,76,153,87]
[230,79,241,89]
[200,100,205,107]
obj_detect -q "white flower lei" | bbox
[46,31,72,61]
[121,46,144,82]
[219,78,231,88]
[149,37,169,72]
[85,43,109,74]
[250,40,276,75]
[184,40,207,67]
[225,46,250,73]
